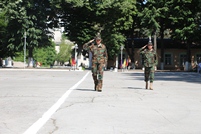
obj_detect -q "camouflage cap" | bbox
[95,32,102,40]
[147,41,153,46]
[95,36,101,40]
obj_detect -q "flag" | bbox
[123,59,127,67]
[126,59,129,66]
[71,58,76,65]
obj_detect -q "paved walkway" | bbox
[0,69,201,134]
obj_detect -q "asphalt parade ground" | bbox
[0,69,201,134]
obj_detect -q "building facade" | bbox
[107,38,201,71]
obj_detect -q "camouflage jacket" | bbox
[83,42,108,64]
[139,48,158,67]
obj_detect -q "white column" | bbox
[114,55,118,72]
[184,61,190,71]
[6,57,13,67]
[28,57,34,67]
[89,52,92,69]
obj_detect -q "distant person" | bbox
[138,41,158,90]
[128,56,131,69]
[198,61,201,73]
[0,58,2,67]
[83,35,108,92]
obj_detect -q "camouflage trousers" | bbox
[144,66,155,83]
[92,62,105,91]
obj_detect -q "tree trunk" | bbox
[125,40,131,58]
[131,39,135,69]
[160,29,164,70]
[130,16,135,69]
[153,32,158,70]
[185,42,191,71]
[125,38,135,69]
[154,32,157,52]
[28,47,34,67]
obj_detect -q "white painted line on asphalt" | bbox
[0,69,83,71]
[23,71,90,134]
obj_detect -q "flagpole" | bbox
[121,45,123,72]
[24,32,26,69]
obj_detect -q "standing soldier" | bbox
[83,35,108,92]
[139,41,158,90]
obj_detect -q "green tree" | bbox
[33,41,56,66]
[13,41,56,66]
[1,1,31,57]
[137,0,174,69]
[53,0,137,61]
[169,0,201,70]
[13,51,26,62]
[55,38,73,65]
[134,0,201,70]
[0,0,57,64]
[0,10,8,58]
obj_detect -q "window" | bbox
[164,54,172,65]
[180,54,186,66]
[196,54,201,63]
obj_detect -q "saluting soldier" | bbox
[83,35,108,92]
[139,41,158,90]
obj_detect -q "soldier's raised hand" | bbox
[88,39,94,44]
[142,45,147,49]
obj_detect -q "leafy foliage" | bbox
[169,0,201,43]
[55,38,73,65]
[0,11,8,57]
[33,41,56,66]
[13,51,26,62]
[1,0,201,66]
[0,0,57,59]
[54,0,137,59]
[135,0,201,65]
[13,41,56,66]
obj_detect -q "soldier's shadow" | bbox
[75,88,95,92]
[126,87,145,90]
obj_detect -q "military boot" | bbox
[93,74,98,91]
[94,81,98,91]
[94,84,97,91]
[96,85,100,91]
[149,82,153,90]
[96,86,102,92]
[145,82,148,89]
[97,81,102,92]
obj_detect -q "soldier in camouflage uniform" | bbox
[139,41,158,90]
[83,35,108,92]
